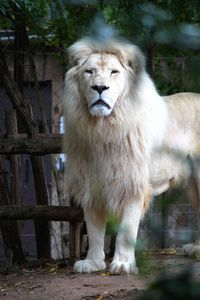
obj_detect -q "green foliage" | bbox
[0,0,99,47]
[0,0,48,27]
[136,251,162,276]
[138,269,200,300]
[101,0,200,94]
[45,2,99,48]
[0,0,200,90]
[106,214,119,235]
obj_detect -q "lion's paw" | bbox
[182,243,200,259]
[73,259,106,273]
[110,260,138,275]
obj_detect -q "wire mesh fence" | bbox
[140,204,197,250]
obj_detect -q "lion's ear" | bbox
[67,39,93,66]
[123,45,145,75]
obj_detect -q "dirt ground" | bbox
[0,250,200,300]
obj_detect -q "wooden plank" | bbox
[0,205,83,222]
[0,135,62,154]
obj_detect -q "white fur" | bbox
[63,38,167,274]
[64,38,196,274]
[110,200,143,274]
[80,53,127,117]
[74,208,106,273]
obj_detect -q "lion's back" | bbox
[163,92,200,155]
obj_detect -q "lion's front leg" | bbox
[110,200,143,275]
[74,208,106,273]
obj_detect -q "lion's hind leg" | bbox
[182,213,200,259]
[183,165,200,258]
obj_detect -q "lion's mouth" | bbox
[91,99,111,110]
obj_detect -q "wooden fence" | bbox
[0,111,83,265]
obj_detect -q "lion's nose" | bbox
[92,85,109,95]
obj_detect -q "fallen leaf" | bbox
[49,267,58,273]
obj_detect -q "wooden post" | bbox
[6,110,23,241]
[26,39,51,258]
[70,223,82,258]
[6,111,22,207]
[31,156,51,258]
[74,223,82,258]
[0,157,25,265]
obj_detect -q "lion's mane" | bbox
[63,38,168,214]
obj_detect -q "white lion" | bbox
[63,37,200,274]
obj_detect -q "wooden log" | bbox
[0,135,62,154]
[0,205,83,222]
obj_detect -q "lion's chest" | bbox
[68,135,148,207]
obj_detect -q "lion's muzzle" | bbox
[91,99,111,110]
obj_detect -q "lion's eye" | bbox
[111,69,119,75]
[85,69,93,74]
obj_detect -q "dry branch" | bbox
[0,205,83,222]
[0,53,37,137]
[0,134,62,155]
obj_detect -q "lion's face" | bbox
[67,38,145,118]
[78,53,127,117]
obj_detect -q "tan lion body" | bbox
[152,92,200,196]
[63,38,200,274]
